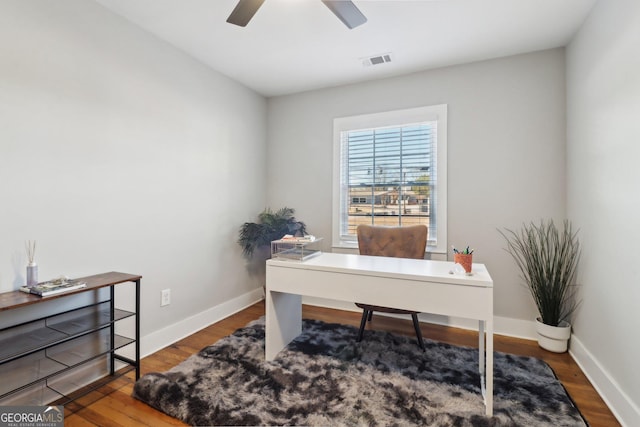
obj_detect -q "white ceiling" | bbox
[93,0,597,97]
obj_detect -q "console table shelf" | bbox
[0,272,141,406]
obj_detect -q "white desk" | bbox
[265,252,494,416]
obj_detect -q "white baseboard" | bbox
[569,335,639,427]
[301,296,538,340]
[142,287,264,357]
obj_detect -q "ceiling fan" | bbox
[226,0,367,29]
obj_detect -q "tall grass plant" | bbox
[499,220,581,327]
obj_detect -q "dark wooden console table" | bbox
[0,271,141,406]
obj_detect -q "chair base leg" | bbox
[412,313,425,351]
[357,309,369,342]
[358,310,425,351]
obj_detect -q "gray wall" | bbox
[567,0,640,424]
[0,0,267,341]
[267,48,567,330]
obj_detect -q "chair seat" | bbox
[355,302,419,315]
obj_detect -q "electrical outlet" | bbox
[161,289,171,306]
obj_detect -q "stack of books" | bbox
[20,278,87,297]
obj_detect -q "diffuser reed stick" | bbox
[26,240,36,265]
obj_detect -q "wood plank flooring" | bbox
[64,301,619,426]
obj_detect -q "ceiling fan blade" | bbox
[227,0,266,27]
[321,0,367,29]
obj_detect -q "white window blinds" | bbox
[332,105,447,253]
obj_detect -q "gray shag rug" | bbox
[133,318,586,426]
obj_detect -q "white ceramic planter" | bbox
[535,318,571,353]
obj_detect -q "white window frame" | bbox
[332,105,448,253]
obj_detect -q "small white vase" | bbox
[535,317,571,353]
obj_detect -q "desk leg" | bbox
[479,319,494,417]
[265,290,302,361]
[479,320,485,376]
[486,318,494,416]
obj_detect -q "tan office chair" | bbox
[356,224,428,350]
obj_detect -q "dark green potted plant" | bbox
[238,207,307,259]
[499,219,581,352]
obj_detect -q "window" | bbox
[332,105,447,252]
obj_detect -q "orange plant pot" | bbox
[453,253,473,274]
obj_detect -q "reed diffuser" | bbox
[26,240,38,287]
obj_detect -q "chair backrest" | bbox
[357,225,427,260]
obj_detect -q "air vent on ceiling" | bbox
[362,53,392,67]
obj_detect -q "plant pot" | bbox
[453,253,473,274]
[535,317,571,353]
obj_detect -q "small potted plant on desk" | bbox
[499,219,581,353]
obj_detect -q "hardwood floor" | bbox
[64,301,619,426]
